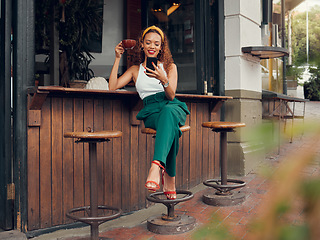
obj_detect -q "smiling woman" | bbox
[108,25,190,200]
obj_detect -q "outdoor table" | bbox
[262,90,308,146]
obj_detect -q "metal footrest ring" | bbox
[203,178,246,194]
[66,205,122,226]
[147,190,193,205]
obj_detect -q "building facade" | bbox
[0,0,303,234]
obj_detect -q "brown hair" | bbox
[132,26,174,75]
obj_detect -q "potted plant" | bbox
[35,0,103,87]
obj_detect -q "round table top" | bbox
[64,130,122,140]
[202,122,246,129]
[141,125,191,135]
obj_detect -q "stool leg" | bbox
[167,204,175,218]
[220,131,228,186]
[89,142,99,240]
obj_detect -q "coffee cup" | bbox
[122,39,136,49]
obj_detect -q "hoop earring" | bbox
[140,47,144,51]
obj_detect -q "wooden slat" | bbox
[130,126,139,210]
[213,112,220,177]
[27,126,40,230]
[189,103,197,185]
[176,135,183,188]
[112,100,122,209]
[182,102,191,189]
[145,131,155,207]
[196,103,204,183]
[202,103,209,180]
[62,98,74,224]
[73,98,84,208]
[39,99,52,228]
[121,104,130,211]
[51,97,63,226]
[138,123,147,209]
[83,99,94,206]
[93,99,104,206]
[103,99,113,207]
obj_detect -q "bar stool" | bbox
[202,122,246,206]
[64,129,122,240]
[141,125,196,234]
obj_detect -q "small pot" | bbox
[69,80,87,89]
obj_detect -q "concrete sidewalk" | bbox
[1,101,319,240]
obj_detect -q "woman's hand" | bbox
[146,62,177,100]
[145,62,168,86]
[115,42,124,59]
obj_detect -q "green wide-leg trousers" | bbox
[137,92,189,177]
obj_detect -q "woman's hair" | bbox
[132,26,174,75]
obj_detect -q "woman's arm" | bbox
[146,63,177,100]
[109,42,134,90]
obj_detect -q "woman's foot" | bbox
[163,172,176,200]
[145,161,164,193]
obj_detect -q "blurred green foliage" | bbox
[192,120,320,240]
[304,66,320,100]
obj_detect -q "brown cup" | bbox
[122,39,136,49]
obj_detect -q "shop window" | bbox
[143,0,197,92]
[126,0,220,94]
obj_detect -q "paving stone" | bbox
[0,230,27,240]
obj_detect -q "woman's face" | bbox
[142,32,162,59]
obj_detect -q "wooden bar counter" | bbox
[26,86,231,231]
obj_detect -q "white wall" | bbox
[224,0,262,92]
[90,0,125,78]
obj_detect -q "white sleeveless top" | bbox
[135,63,166,100]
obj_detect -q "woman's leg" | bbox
[144,103,186,197]
[153,104,186,176]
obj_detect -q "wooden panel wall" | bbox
[27,95,220,230]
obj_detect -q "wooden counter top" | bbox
[29,86,233,101]
[27,86,232,126]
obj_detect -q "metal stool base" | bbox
[146,190,195,234]
[203,191,246,206]
[66,205,121,240]
[147,214,196,235]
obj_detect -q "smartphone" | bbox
[146,57,158,73]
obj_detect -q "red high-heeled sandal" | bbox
[145,161,165,193]
[164,191,177,200]
[163,173,177,200]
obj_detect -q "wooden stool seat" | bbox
[202,122,245,131]
[64,130,122,141]
[141,125,191,135]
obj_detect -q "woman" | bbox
[109,26,190,200]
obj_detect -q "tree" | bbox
[291,6,320,66]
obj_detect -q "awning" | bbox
[241,46,289,59]
[285,0,305,12]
